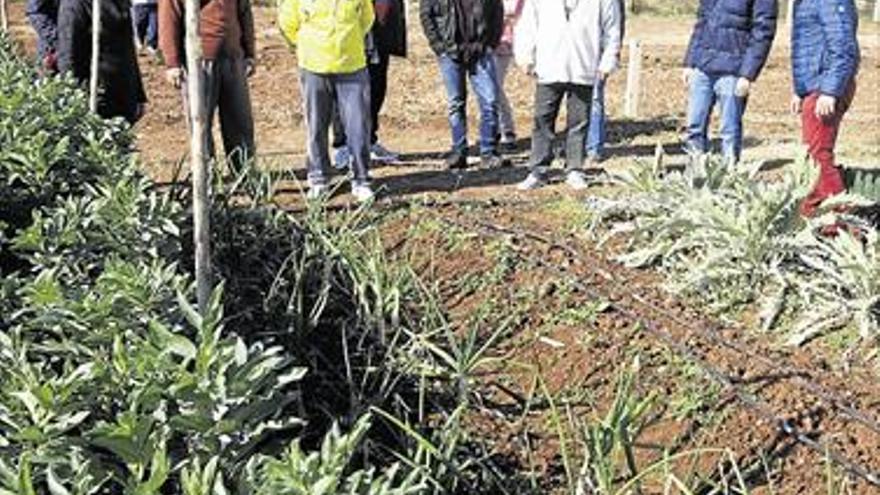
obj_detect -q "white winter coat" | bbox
[514,0,622,86]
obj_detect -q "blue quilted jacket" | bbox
[685,0,778,81]
[791,0,860,98]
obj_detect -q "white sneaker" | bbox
[370,142,400,163]
[517,173,546,191]
[565,171,591,190]
[351,183,375,202]
[307,183,329,200]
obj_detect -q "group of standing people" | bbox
[25,0,862,214]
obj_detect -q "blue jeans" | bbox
[438,53,499,155]
[132,4,158,49]
[585,78,606,159]
[684,69,747,161]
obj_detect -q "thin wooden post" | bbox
[623,39,641,119]
[184,0,212,314]
[89,0,101,112]
[1,0,8,32]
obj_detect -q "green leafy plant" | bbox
[252,414,424,495]
[787,228,879,346]
[575,357,656,494]
[590,155,879,356]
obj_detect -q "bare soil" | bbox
[377,201,880,493]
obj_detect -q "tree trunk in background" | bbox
[184,0,212,314]
[89,0,100,112]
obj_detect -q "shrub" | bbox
[589,157,879,350]
[0,34,133,273]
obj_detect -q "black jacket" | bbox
[375,0,407,57]
[57,0,147,124]
[420,0,503,62]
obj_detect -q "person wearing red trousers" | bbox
[790,0,860,218]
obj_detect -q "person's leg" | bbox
[131,4,147,46]
[494,53,516,140]
[528,83,565,178]
[145,4,159,50]
[300,70,334,187]
[437,55,468,155]
[684,69,715,155]
[470,53,500,157]
[565,83,592,172]
[714,74,747,163]
[799,82,857,217]
[335,68,373,186]
[369,52,390,145]
[217,57,256,173]
[585,78,605,160]
[331,103,347,149]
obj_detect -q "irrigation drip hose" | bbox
[270,194,551,215]
[469,219,880,437]
[441,217,880,488]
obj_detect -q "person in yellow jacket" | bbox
[279,0,376,201]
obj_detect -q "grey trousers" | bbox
[183,56,256,173]
[529,82,592,176]
[300,68,371,186]
[494,53,516,137]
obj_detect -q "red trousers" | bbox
[799,82,856,217]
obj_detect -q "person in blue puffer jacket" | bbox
[683,0,778,163]
[790,0,859,218]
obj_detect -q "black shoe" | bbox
[445,150,468,169]
[499,140,518,155]
[481,153,510,168]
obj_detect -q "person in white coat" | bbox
[515,0,621,190]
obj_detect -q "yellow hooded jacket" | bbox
[278,0,375,74]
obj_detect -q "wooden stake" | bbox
[626,0,636,15]
[89,0,101,112]
[1,0,8,32]
[184,0,212,314]
[623,39,641,119]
